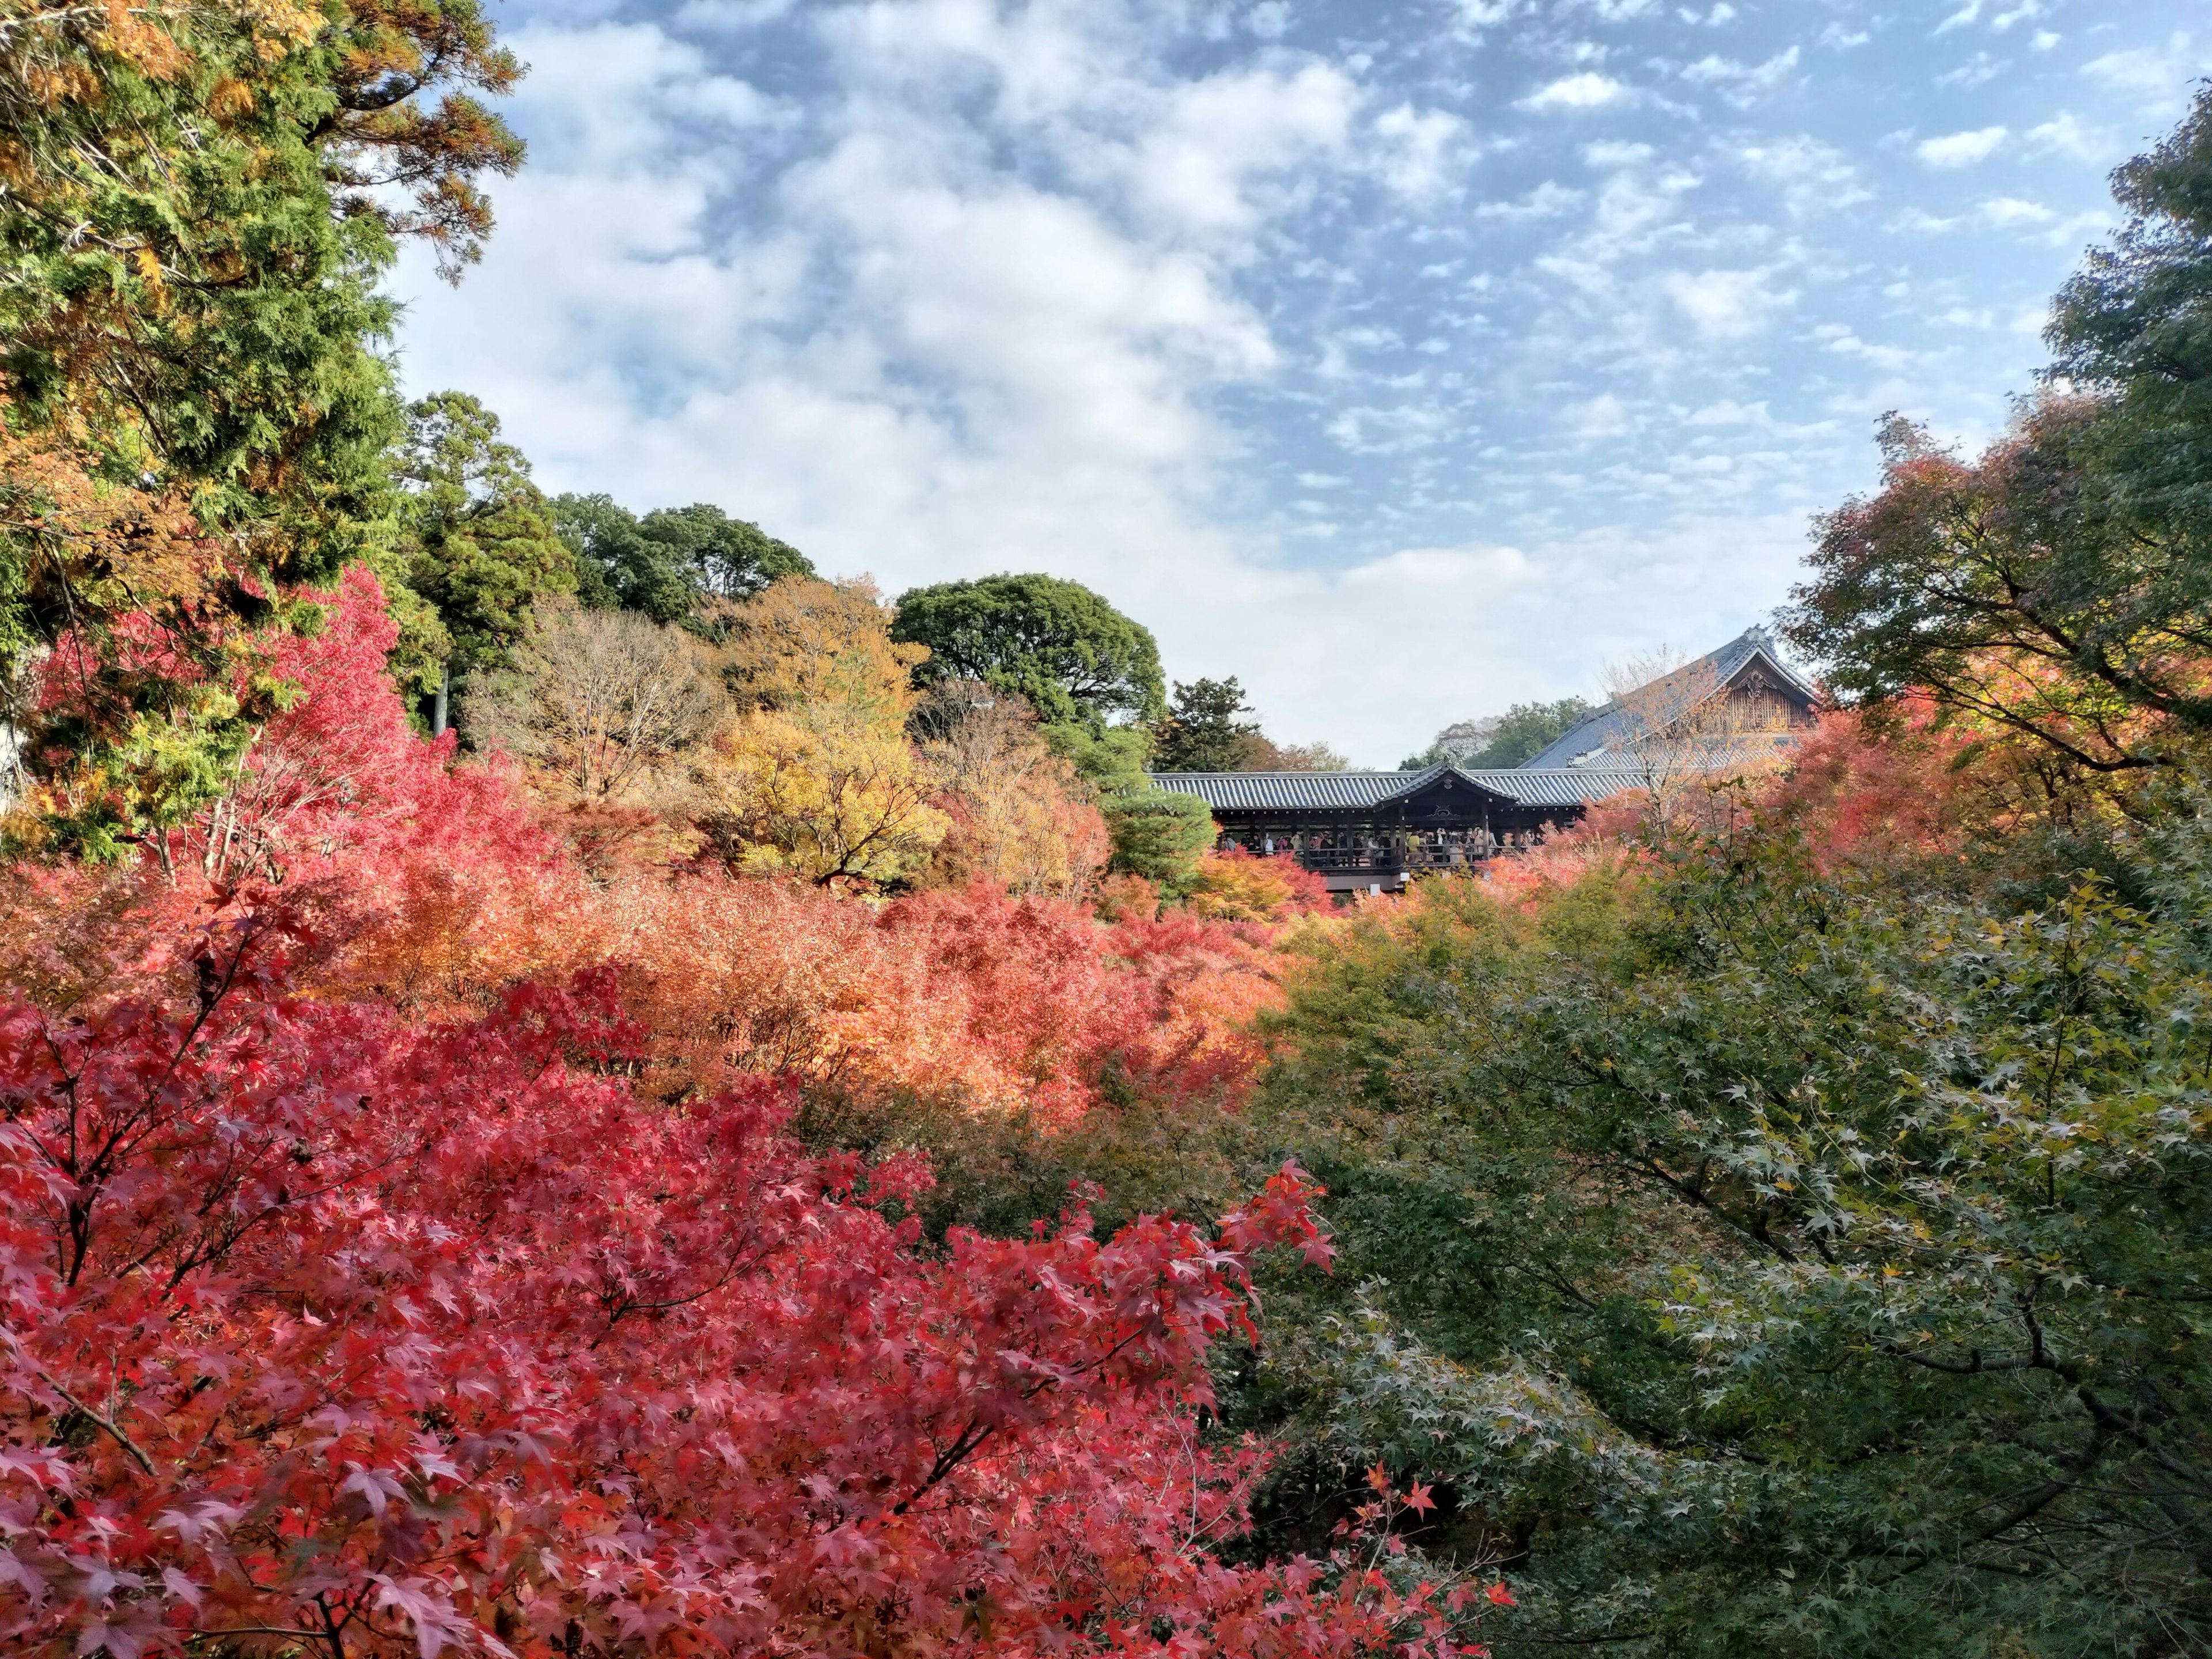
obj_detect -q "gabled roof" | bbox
[1146,764,1646,813]
[1520,625,1817,770]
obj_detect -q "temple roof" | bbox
[1146,763,1645,813]
[1520,625,1819,770]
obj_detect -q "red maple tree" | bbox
[0,911,1501,1658]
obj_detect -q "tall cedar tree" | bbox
[1153,677,1267,772]
[0,0,525,854]
[385,392,574,698]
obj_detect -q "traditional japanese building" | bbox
[1146,763,1640,896]
[1520,625,1819,770]
[1146,626,1819,896]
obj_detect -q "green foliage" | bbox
[2050,85,2212,566]
[1047,721,1214,893]
[1099,788,1217,893]
[1235,817,2212,1656]
[1468,698,1597,767]
[382,392,573,689]
[1153,677,1264,771]
[1406,700,1598,770]
[790,1081,1244,1247]
[551,494,813,627]
[891,573,1166,732]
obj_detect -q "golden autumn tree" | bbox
[709,575,928,723]
[692,577,948,887]
[692,712,950,888]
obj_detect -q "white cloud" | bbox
[1978,195,2052,228]
[1936,54,2003,89]
[1813,323,1923,373]
[2085,35,2208,115]
[1372,104,1469,199]
[1566,0,1660,18]
[673,0,800,32]
[1680,47,1800,104]
[1972,196,2111,245]
[1737,135,1870,216]
[2024,112,2104,162]
[1916,125,2009,168]
[1933,0,2040,34]
[1566,392,1635,442]
[1122,63,1358,238]
[1660,267,1797,340]
[1520,72,1629,111]
[1891,206,1961,233]
[1684,399,1771,427]
[1474,180,1584,218]
[1584,139,1655,168]
[1449,0,1525,28]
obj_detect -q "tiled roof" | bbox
[1146,764,1646,813]
[1520,625,1817,770]
[1472,768,1645,807]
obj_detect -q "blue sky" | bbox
[392,0,2210,763]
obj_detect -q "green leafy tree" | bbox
[1466,698,1596,766]
[2048,83,2212,605]
[640,503,813,604]
[552,494,662,615]
[1152,677,1265,771]
[386,392,574,704]
[891,574,1166,732]
[1047,724,1213,894]
[1404,699,1597,769]
[1237,813,2212,1656]
[552,496,813,626]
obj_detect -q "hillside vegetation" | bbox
[6,5,2212,1659]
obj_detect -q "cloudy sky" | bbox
[391,0,2207,763]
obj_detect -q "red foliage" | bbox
[1758,700,1983,871]
[0,916,1494,1658]
[208,569,587,1001]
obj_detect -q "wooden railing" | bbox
[1238,844,1514,873]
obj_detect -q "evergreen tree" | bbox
[552,495,814,626]
[386,393,574,719]
[1152,678,1266,772]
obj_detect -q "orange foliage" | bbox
[1185,847,1332,922]
[600,877,1282,1122]
[5,569,1293,1124]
